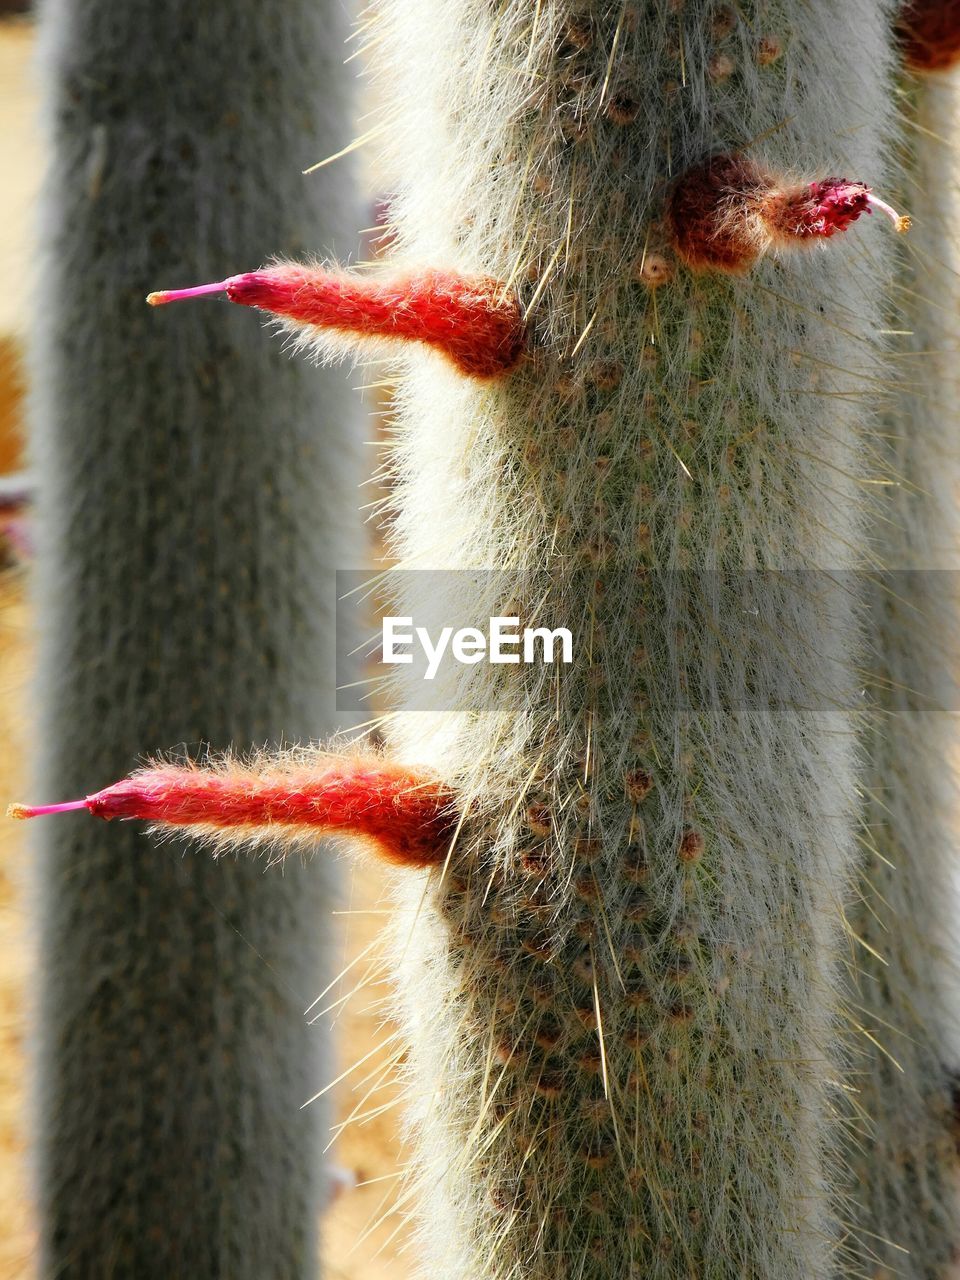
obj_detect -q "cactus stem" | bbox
[9,758,457,868]
[147,265,525,379]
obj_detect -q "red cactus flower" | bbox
[10,756,458,870]
[897,0,960,72]
[148,265,525,380]
[765,178,909,240]
[668,154,909,273]
[0,471,34,562]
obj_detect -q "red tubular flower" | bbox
[897,0,960,72]
[10,757,458,870]
[148,265,525,380]
[668,154,909,273]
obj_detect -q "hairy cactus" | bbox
[19,0,927,1276]
[365,5,897,1275]
[843,9,960,1274]
[28,0,360,1273]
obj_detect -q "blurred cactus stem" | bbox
[29,0,361,1274]
[843,7,960,1273]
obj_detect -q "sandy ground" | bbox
[0,567,34,1280]
[0,16,411,1280]
[0,21,39,345]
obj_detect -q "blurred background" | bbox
[0,7,411,1277]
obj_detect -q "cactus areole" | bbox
[17,1,918,1276]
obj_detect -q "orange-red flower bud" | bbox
[897,0,960,72]
[10,757,457,870]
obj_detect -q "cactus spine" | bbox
[30,0,359,1273]
[844,28,960,1277]
[374,2,897,1276]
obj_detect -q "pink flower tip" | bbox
[807,180,911,237]
[146,279,232,306]
[8,798,90,819]
[806,180,871,235]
